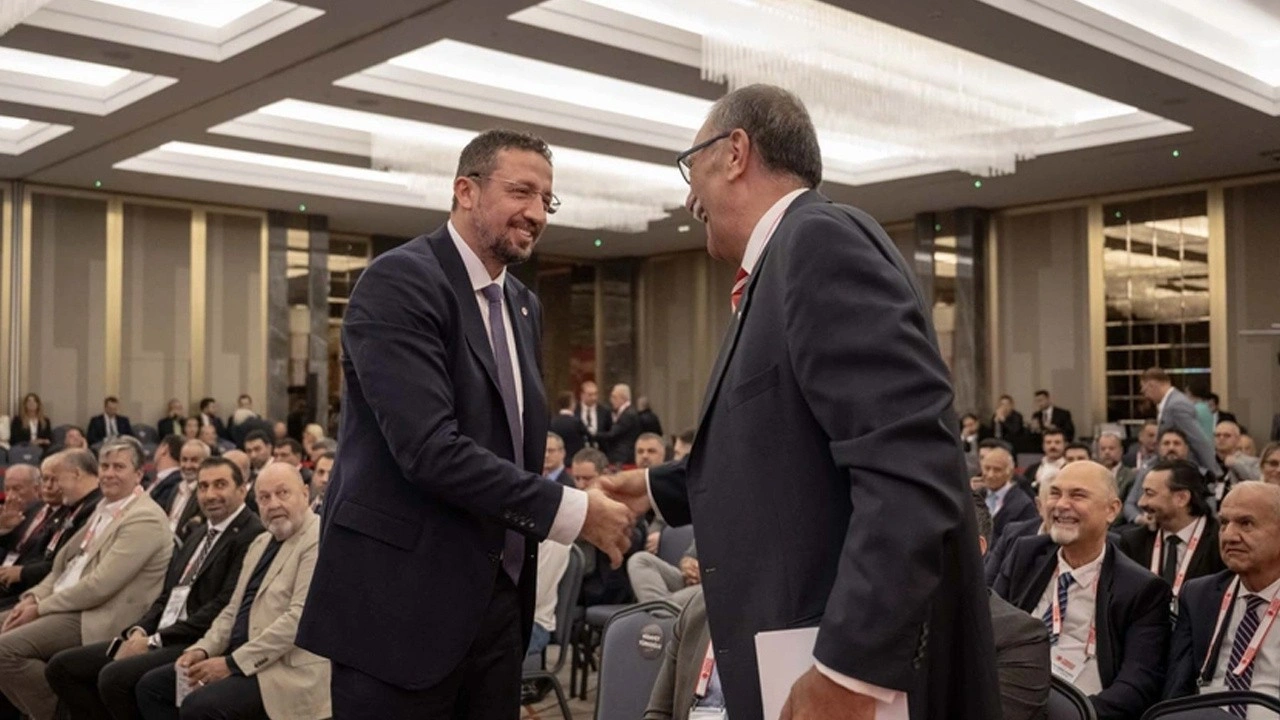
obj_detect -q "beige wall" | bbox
[993,207,1095,432]
[1225,183,1280,438]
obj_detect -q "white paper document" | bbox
[754,626,909,720]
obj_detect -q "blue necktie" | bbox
[1043,571,1073,646]
[481,283,527,584]
[1226,595,1270,717]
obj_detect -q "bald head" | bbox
[1047,461,1120,553]
[610,383,632,412]
[222,450,251,484]
[255,463,310,541]
[3,464,40,508]
[979,447,1014,492]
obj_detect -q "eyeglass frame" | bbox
[676,131,732,184]
[465,173,561,214]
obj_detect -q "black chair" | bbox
[50,424,71,447]
[134,423,158,445]
[1048,676,1096,720]
[1142,691,1280,719]
[522,545,585,719]
[657,525,694,566]
[8,444,41,466]
[594,600,680,720]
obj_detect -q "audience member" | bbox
[0,438,172,720]
[135,463,329,720]
[672,429,694,462]
[61,427,88,451]
[1064,442,1093,464]
[571,449,644,606]
[973,445,1037,543]
[1216,421,1262,492]
[198,399,229,442]
[1239,434,1258,458]
[227,395,255,430]
[1030,389,1076,441]
[986,476,1053,587]
[642,587,718,720]
[1124,429,1197,524]
[972,496,1051,720]
[994,461,1170,720]
[182,417,201,441]
[0,464,42,540]
[0,464,57,604]
[198,423,222,456]
[548,391,588,462]
[301,424,325,460]
[243,431,273,479]
[542,432,570,488]
[146,435,187,512]
[0,451,102,611]
[1206,392,1237,428]
[1124,420,1160,470]
[1261,443,1280,486]
[166,440,212,541]
[636,396,663,437]
[310,451,333,515]
[272,440,304,469]
[307,438,336,466]
[1166,482,1280,709]
[271,422,288,443]
[528,538,570,658]
[45,457,265,719]
[627,538,699,607]
[1119,459,1226,603]
[156,399,186,441]
[960,413,981,454]
[1141,367,1222,477]
[988,394,1026,445]
[87,396,134,447]
[11,393,52,450]
[229,414,272,451]
[223,450,257,515]
[575,380,611,442]
[636,434,673,552]
[1026,430,1067,493]
[593,383,643,466]
[1096,432,1136,520]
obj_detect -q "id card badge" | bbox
[689,709,728,720]
[2,551,18,567]
[53,555,89,594]
[175,666,193,707]
[159,586,191,629]
[1051,651,1087,685]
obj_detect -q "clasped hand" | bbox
[577,469,653,568]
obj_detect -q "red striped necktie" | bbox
[731,268,749,312]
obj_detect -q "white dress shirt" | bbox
[1036,457,1066,487]
[1033,546,1107,695]
[446,222,586,545]
[185,503,246,566]
[168,479,197,532]
[1157,387,1173,427]
[1159,518,1200,572]
[582,404,599,434]
[1204,576,1280,719]
[106,414,118,439]
[987,481,1015,517]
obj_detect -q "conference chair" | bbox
[134,423,158,445]
[1141,691,1280,720]
[8,444,40,466]
[51,424,71,447]
[657,524,694,567]
[1049,676,1096,720]
[522,545,585,720]
[594,600,680,720]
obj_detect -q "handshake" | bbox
[578,468,653,569]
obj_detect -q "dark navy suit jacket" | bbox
[296,226,563,690]
[1165,569,1238,699]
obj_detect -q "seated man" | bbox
[1064,443,1093,464]
[309,451,334,515]
[642,586,719,720]
[1025,430,1068,495]
[1095,433,1137,528]
[135,463,329,720]
[627,538,699,607]
[994,461,1170,720]
[528,539,571,658]
[1124,428,1198,524]
[571,449,644,607]
[146,436,185,501]
[1119,459,1225,604]
[0,462,62,606]
[1215,421,1261,496]
[166,440,212,542]
[972,445,1038,544]
[0,439,172,720]
[1166,482,1280,710]
[45,457,264,719]
[985,477,1052,587]
[0,463,44,561]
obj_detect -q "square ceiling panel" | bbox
[0,47,175,115]
[0,113,73,154]
[976,0,1280,115]
[22,0,323,61]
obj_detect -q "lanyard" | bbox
[694,641,716,698]
[16,505,48,549]
[1150,517,1206,598]
[1199,577,1280,683]
[1050,567,1099,660]
[79,487,141,552]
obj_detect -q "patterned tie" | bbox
[731,268,749,312]
[1226,595,1271,716]
[1162,536,1182,585]
[480,284,528,584]
[178,529,220,586]
[1043,571,1073,645]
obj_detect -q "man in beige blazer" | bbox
[0,438,172,720]
[136,463,329,720]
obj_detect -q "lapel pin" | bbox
[521,306,528,316]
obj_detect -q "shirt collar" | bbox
[447,220,507,293]
[1243,575,1280,600]
[1165,517,1201,545]
[990,481,1014,504]
[97,492,133,516]
[1158,387,1174,415]
[739,188,807,276]
[207,503,246,535]
[157,467,180,481]
[1056,544,1106,587]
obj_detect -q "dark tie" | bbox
[731,268,748,312]
[178,529,220,586]
[1226,595,1271,716]
[1043,571,1073,646]
[1162,536,1182,585]
[228,539,282,652]
[480,283,527,584]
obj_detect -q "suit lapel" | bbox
[428,229,502,396]
[1015,539,1059,613]
[506,281,545,468]
[188,511,250,584]
[1096,548,1117,685]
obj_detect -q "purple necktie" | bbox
[481,283,527,584]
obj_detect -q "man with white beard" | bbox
[993,461,1171,720]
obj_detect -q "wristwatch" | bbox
[147,633,162,650]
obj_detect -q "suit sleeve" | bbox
[158,532,262,644]
[1167,402,1222,477]
[341,260,565,539]
[1124,468,1147,523]
[1164,592,1198,700]
[226,535,319,674]
[996,614,1052,720]
[37,515,172,616]
[647,459,690,528]
[780,211,971,690]
[1090,577,1171,720]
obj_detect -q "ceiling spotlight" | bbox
[677,225,690,233]
[593,238,603,248]
[93,180,103,188]
[298,203,307,212]
[973,180,983,189]
[1171,149,1181,158]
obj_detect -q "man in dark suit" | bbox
[986,394,1027,448]
[636,396,663,436]
[975,445,1038,543]
[1029,389,1075,442]
[548,391,588,462]
[542,432,571,488]
[575,380,611,444]
[44,457,264,719]
[1124,420,1159,470]
[1166,482,1280,704]
[593,383,643,466]
[86,396,135,447]
[295,129,635,719]
[994,461,1170,720]
[156,399,187,442]
[198,398,229,442]
[1141,367,1222,478]
[601,86,1000,720]
[1206,392,1237,429]
[146,435,186,511]
[1119,459,1225,597]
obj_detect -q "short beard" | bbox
[267,516,295,541]
[1049,524,1080,546]
[471,205,535,267]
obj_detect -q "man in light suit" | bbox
[602,85,1000,720]
[1141,367,1221,478]
[87,397,135,448]
[0,438,171,720]
[295,129,634,718]
[136,464,327,720]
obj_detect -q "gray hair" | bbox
[99,436,146,471]
[4,463,40,489]
[706,84,823,189]
[55,449,99,476]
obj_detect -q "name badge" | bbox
[1051,651,1087,685]
[159,586,192,629]
[689,709,728,720]
[53,555,89,594]
[175,666,194,707]
[2,551,19,567]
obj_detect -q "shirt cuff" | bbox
[814,661,903,705]
[644,468,666,525]
[547,486,588,545]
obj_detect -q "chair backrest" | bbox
[548,545,586,674]
[9,444,40,466]
[595,600,680,720]
[1141,691,1280,720]
[1048,676,1096,720]
[657,525,694,566]
[51,424,71,447]
[134,424,158,444]
[1017,452,1045,471]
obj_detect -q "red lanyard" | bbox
[79,488,141,552]
[1050,567,1099,659]
[1199,577,1280,683]
[16,505,49,548]
[1150,518,1206,598]
[694,641,716,698]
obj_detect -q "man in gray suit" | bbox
[1140,368,1221,478]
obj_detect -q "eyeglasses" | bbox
[676,131,732,184]
[467,173,560,214]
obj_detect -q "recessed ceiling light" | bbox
[0,47,132,87]
[88,0,274,28]
[677,225,690,233]
[0,115,30,131]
